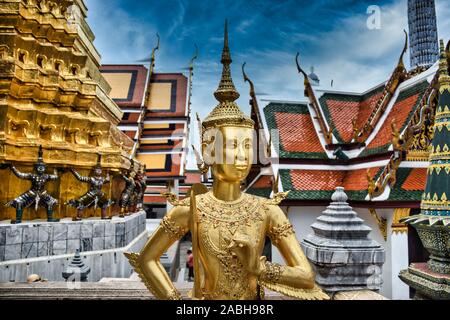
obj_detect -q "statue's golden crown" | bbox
[201,20,254,134]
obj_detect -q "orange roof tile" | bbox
[343,167,381,191]
[252,175,273,189]
[365,94,420,150]
[355,91,384,130]
[324,99,360,142]
[275,112,325,153]
[319,87,384,143]
[290,170,345,191]
[402,168,427,190]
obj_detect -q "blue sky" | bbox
[85,0,450,166]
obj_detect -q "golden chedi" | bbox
[125,21,328,300]
[0,0,134,221]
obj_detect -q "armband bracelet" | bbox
[160,215,187,240]
[259,261,285,284]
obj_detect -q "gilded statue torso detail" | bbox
[195,192,268,299]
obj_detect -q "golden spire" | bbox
[202,20,254,132]
[213,19,240,103]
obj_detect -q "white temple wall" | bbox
[273,206,406,299]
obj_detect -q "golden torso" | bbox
[195,192,268,300]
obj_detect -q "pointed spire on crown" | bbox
[214,19,240,103]
[202,20,254,132]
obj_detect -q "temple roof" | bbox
[252,53,442,206]
[318,85,385,144]
[279,167,383,202]
[100,65,190,208]
[264,102,328,159]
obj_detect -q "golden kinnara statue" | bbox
[125,21,328,300]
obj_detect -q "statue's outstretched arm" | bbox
[260,205,329,300]
[70,168,89,183]
[10,165,32,180]
[264,205,315,288]
[48,169,59,181]
[125,206,190,300]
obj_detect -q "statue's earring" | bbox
[192,145,209,174]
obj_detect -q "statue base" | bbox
[0,211,147,282]
[399,263,450,300]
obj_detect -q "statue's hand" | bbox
[227,234,265,277]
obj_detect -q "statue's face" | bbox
[205,126,253,183]
[35,164,45,174]
[94,167,102,176]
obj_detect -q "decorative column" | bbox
[399,41,450,300]
[390,208,410,299]
[301,187,385,294]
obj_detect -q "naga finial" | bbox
[242,62,256,97]
[151,33,160,64]
[189,44,199,71]
[295,52,310,85]
[396,30,408,70]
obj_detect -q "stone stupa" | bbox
[301,187,385,294]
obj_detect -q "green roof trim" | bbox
[247,188,272,198]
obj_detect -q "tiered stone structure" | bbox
[62,249,90,282]
[301,187,385,293]
[0,0,135,221]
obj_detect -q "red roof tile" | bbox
[123,131,137,139]
[324,99,360,142]
[355,92,384,130]
[343,167,381,191]
[275,112,325,153]
[320,87,384,143]
[401,168,427,191]
[252,175,273,189]
[365,94,420,150]
[288,167,381,192]
[290,170,345,191]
